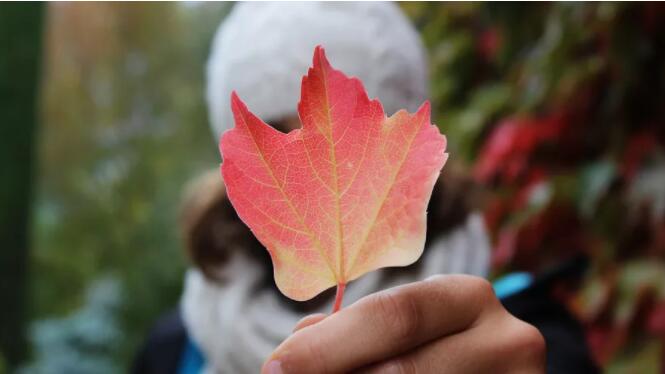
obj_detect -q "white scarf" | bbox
[181,213,490,374]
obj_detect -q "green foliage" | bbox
[29,2,230,369]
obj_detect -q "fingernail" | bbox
[264,360,283,374]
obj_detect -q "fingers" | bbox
[262,275,500,374]
[292,313,327,332]
[358,312,546,374]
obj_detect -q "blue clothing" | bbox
[178,338,206,374]
[493,272,533,299]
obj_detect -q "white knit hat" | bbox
[206,1,428,139]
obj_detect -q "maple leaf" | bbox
[220,46,447,311]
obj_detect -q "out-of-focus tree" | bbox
[0,2,44,369]
[403,2,665,371]
[28,2,230,369]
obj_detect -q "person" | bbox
[133,3,598,373]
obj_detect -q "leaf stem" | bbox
[332,283,346,313]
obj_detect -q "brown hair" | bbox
[179,169,269,282]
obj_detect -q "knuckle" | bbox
[466,276,495,302]
[511,318,546,363]
[371,291,421,343]
[458,276,499,317]
[482,315,546,371]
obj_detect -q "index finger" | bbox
[262,274,500,374]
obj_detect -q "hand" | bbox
[262,275,545,373]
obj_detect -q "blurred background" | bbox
[1,2,664,373]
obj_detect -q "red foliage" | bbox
[474,115,566,185]
[456,4,665,368]
[647,301,665,336]
[492,228,517,269]
[620,131,658,180]
[478,28,501,61]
